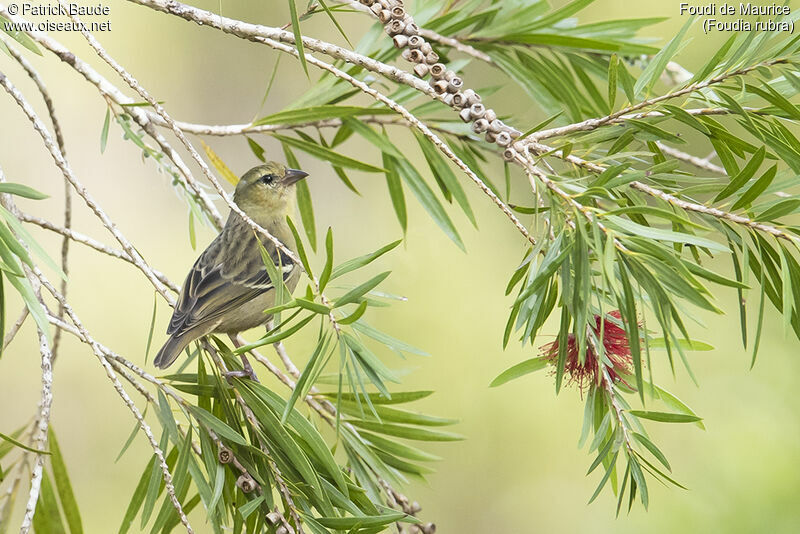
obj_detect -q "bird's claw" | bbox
[224,357,259,383]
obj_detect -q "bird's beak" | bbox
[282,168,309,186]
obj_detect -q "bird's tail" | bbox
[154,334,192,369]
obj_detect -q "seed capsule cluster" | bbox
[360,0,523,160]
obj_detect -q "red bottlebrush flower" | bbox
[541,311,636,390]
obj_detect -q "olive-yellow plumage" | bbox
[154,162,308,369]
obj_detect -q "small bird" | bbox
[154,162,309,370]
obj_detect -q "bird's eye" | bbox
[260,174,275,185]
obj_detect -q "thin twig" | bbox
[521,58,789,143]
[656,142,726,175]
[0,168,54,534]
[3,307,29,350]
[31,268,194,533]
[0,6,223,229]
[3,38,72,362]
[18,212,179,294]
[0,69,174,302]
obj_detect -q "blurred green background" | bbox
[1,0,799,532]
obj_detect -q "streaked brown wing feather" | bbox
[167,217,294,337]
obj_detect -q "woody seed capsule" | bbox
[276,527,288,534]
[452,92,466,107]
[509,128,523,138]
[392,34,408,48]
[441,93,454,105]
[414,63,430,77]
[404,22,420,35]
[370,3,382,15]
[401,48,414,61]
[489,119,505,133]
[462,89,478,105]
[472,118,489,133]
[469,102,486,119]
[408,35,423,48]
[443,70,456,82]
[266,512,281,526]
[425,51,439,64]
[447,77,463,92]
[459,107,472,122]
[378,9,392,23]
[503,148,517,161]
[420,42,433,55]
[484,109,497,123]
[236,474,256,493]
[496,131,512,146]
[485,131,498,143]
[359,0,372,5]
[429,63,446,78]
[408,49,424,62]
[390,5,405,18]
[218,447,233,464]
[386,20,405,35]
[432,79,449,94]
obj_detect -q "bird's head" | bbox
[233,162,309,216]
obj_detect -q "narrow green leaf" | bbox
[335,271,391,307]
[287,0,308,76]
[316,0,351,45]
[755,198,800,222]
[346,420,463,441]
[100,108,110,153]
[188,407,248,446]
[281,335,329,423]
[587,451,619,504]
[246,137,265,162]
[295,179,317,251]
[607,54,618,113]
[32,471,66,534]
[119,457,154,534]
[393,158,464,250]
[274,134,384,172]
[48,429,83,534]
[0,430,48,455]
[115,418,142,463]
[338,300,368,325]
[413,132,476,227]
[331,240,401,280]
[690,33,736,83]
[489,356,549,387]
[144,292,157,365]
[634,16,693,95]
[0,15,43,55]
[238,495,265,520]
[0,183,48,200]
[285,216,313,279]
[253,106,392,126]
[315,510,412,529]
[383,154,407,234]
[319,228,334,291]
[628,410,702,423]
[731,165,777,211]
[714,146,766,202]
[632,432,671,471]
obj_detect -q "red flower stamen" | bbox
[541,311,636,390]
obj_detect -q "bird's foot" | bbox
[224,354,259,383]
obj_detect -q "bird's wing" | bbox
[167,226,295,337]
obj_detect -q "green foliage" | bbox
[5,0,800,529]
